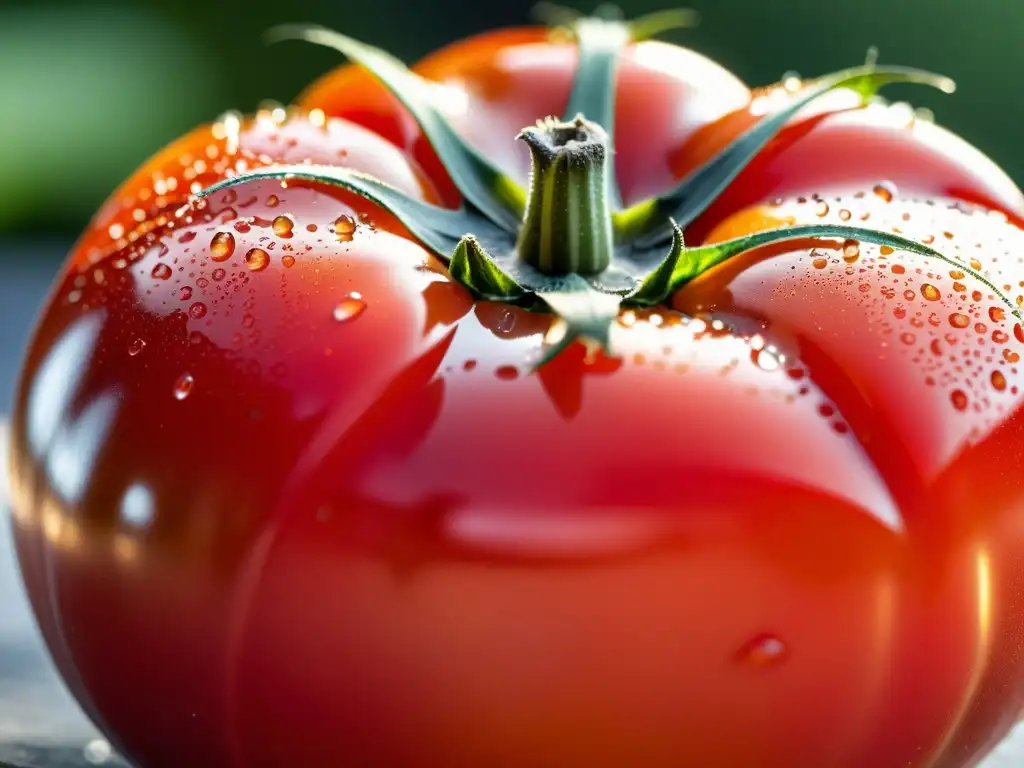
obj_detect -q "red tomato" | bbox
[10,18,1024,768]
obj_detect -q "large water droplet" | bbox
[873,181,897,202]
[334,214,357,240]
[921,284,941,301]
[990,307,1006,323]
[333,292,367,322]
[210,232,235,262]
[151,263,172,280]
[281,254,296,268]
[949,312,970,329]
[272,215,294,238]
[174,374,195,401]
[245,248,269,272]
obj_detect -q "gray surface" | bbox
[0,244,1021,767]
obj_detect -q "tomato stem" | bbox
[516,114,614,276]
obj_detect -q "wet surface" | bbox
[0,241,1021,767]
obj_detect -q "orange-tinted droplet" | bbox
[903,290,915,301]
[281,254,295,268]
[970,257,983,270]
[151,263,172,280]
[266,194,280,207]
[950,389,968,411]
[812,257,828,269]
[993,330,1009,344]
[879,245,894,256]
[245,248,269,271]
[949,270,966,280]
[974,322,988,334]
[921,283,940,301]
[839,209,851,221]
[990,307,1006,323]
[814,201,829,217]
[891,264,905,275]
[949,313,970,328]
[952,282,966,293]
[334,214,357,238]
[992,370,1007,391]
[210,232,235,261]
[893,307,906,319]
[495,365,519,381]
[900,332,915,345]
[1015,323,1024,343]
[332,292,367,323]
[873,182,896,202]
[272,215,294,237]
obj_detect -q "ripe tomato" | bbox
[9,12,1024,768]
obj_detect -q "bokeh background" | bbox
[3,0,1024,766]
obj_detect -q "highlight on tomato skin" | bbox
[9,9,1024,768]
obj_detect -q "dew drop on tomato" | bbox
[173,374,195,401]
[333,214,357,239]
[272,215,294,238]
[921,284,941,301]
[210,232,235,261]
[189,302,207,319]
[873,181,897,202]
[245,248,269,272]
[332,292,366,323]
[950,389,969,411]
[950,312,970,328]
[281,254,295,268]
[735,634,788,668]
[992,370,1007,391]
[151,263,172,280]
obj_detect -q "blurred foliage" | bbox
[0,0,1021,237]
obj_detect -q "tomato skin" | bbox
[11,23,1024,768]
[299,26,751,206]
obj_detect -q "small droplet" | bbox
[992,370,1007,391]
[210,232,235,261]
[974,322,988,334]
[495,365,519,381]
[266,194,280,207]
[333,292,367,322]
[496,310,517,333]
[751,347,782,371]
[873,182,897,202]
[921,283,940,301]
[950,389,968,411]
[949,312,970,329]
[736,634,787,668]
[212,268,226,281]
[879,245,894,256]
[970,257,983,270]
[900,332,916,345]
[128,338,146,356]
[952,281,967,293]
[993,330,1009,344]
[814,200,829,217]
[838,209,851,221]
[812,257,828,269]
[891,264,905,275]
[189,302,207,319]
[272,215,294,237]
[334,214,357,239]
[151,263,172,280]
[179,286,193,301]
[174,374,195,401]
[463,359,478,371]
[281,254,296,268]
[989,307,1006,323]
[903,289,916,301]
[245,248,269,271]
[781,71,802,92]
[893,306,906,319]
[843,240,860,261]
[949,269,966,280]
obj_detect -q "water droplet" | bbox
[496,310,517,333]
[873,181,897,202]
[921,284,940,301]
[212,268,226,281]
[1006,349,1021,363]
[781,71,802,92]
[970,257,983,270]
[928,313,941,327]
[843,240,860,260]
[839,209,851,221]
[272,215,294,237]
[952,281,967,293]
[128,338,146,356]
[189,302,207,319]
[266,194,280,207]
[893,306,906,319]
[922,234,935,244]
[949,270,966,280]
[950,389,968,411]
[903,289,915,301]
[974,322,988,334]
[900,332,916,345]
[245,248,269,271]
[879,245,894,256]
[179,286,193,301]
[814,200,829,217]
[174,374,195,401]
[151,263,172,280]
[858,283,871,293]
[210,232,235,261]
[463,359,478,371]
[736,634,787,668]
[949,312,970,328]
[989,307,1006,323]
[1015,323,1024,343]
[281,254,295,268]
[993,330,1009,344]
[334,214,357,239]
[891,264,905,275]
[83,738,112,765]
[812,257,828,269]
[751,347,782,371]
[495,365,519,381]
[332,292,367,322]
[992,370,1007,391]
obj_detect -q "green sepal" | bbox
[616,64,957,246]
[268,24,526,230]
[197,164,514,261]
[449,236,527,301]
[535,274,623,365]
[624,222,686,306]
[625,223,1022,320]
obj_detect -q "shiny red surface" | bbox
[10,24,1024,768]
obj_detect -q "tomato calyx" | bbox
[200,12,1015,364]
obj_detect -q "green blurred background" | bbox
[0,0,1019,239]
